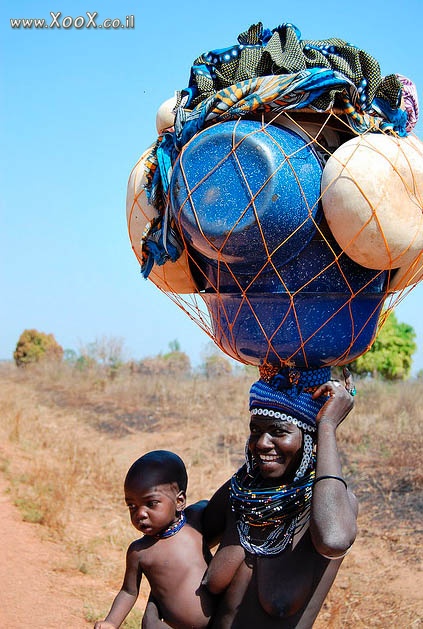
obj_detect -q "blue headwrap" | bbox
[249,366,331,432]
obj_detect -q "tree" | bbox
[63,348,78,364]
[14,329,64,367]
[350,312,416,380]
[168,339,181,353]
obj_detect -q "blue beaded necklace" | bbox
[230,463,315,555]
[156,510,186,539]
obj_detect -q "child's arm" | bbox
[94,542,142,629]
[94,590,137,629]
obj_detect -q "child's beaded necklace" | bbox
[155,510,186,539]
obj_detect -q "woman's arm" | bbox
[202,480,231,548]
[309,380,358,558]
[203,508,246,595]
[185,499,209,533]
[94,543,142,629]
[202,481,245,595]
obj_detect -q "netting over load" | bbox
[126,23,423,370]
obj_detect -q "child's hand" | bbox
[94,621,117,629]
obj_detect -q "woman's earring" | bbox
[245,439,255,475]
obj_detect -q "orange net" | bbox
[127,110,423,369]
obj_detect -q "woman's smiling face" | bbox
[248,415,303,482]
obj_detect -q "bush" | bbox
[13,329,63,367]
[162,350,191,376]
[137,352,191,377]
[350,312,416,380]
[200,342,233,378]
[202,353,233,378]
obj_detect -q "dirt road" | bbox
[0,475,92,628]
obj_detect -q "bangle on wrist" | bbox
[313,475,347,490]
[317,419,337,428]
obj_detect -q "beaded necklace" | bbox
[156,510,186,539]
[230,463,315,556]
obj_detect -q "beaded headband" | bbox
[249,366,331,432]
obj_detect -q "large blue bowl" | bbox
[169,118,388,367]
[170,118,323,273]
[188,232,387,295]
[201,291,386,368]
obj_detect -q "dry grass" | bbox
[0,361,421,627]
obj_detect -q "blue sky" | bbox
[1,0,422,372]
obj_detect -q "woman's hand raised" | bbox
[312,371,355,430]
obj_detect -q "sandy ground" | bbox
[0,475,93,628]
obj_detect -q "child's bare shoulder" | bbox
[127,536,155,555]
[185,500,208,533]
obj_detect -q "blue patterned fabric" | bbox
[249,366,331,431]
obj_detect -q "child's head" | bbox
[124,450,188,537]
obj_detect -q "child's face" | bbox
[124,479,185,537]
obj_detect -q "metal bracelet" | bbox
[313,475,347,490]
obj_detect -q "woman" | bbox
[202,366,358,628]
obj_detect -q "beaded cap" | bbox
[249,366,331,432]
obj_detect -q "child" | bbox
[94,450,215,629]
